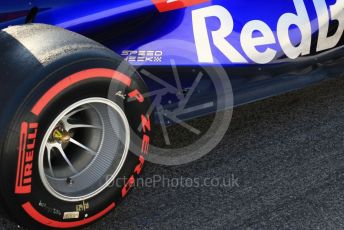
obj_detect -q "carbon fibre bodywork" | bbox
[1,0,344,120]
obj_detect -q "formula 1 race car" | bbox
[0,0,343,228]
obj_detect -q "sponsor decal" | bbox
[128,89,145,103]
[192,0,344,64]
[121,175,135,198]
[121,89,151,198]
[152,0,209,12]
[121,50,163,63]
[15,122,38,194]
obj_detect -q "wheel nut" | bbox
[53,128,71,143]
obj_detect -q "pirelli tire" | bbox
[0,24,151,229]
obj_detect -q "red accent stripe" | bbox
[31,68,132,116]
[152,0,209,12]
[22,202,115,228]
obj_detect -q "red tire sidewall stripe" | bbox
[22,202,115,228]
[31,68,132,116]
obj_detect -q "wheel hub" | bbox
[38,98,130,202]
[51,126,71,144]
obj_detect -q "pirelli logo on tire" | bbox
[15,122,38,194]
[152,0,208,12]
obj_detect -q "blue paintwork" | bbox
[0,0,343,120]
[0,0,340,65]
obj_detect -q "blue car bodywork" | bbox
[1,0,343,120]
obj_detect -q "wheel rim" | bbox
[38,98,130,202]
